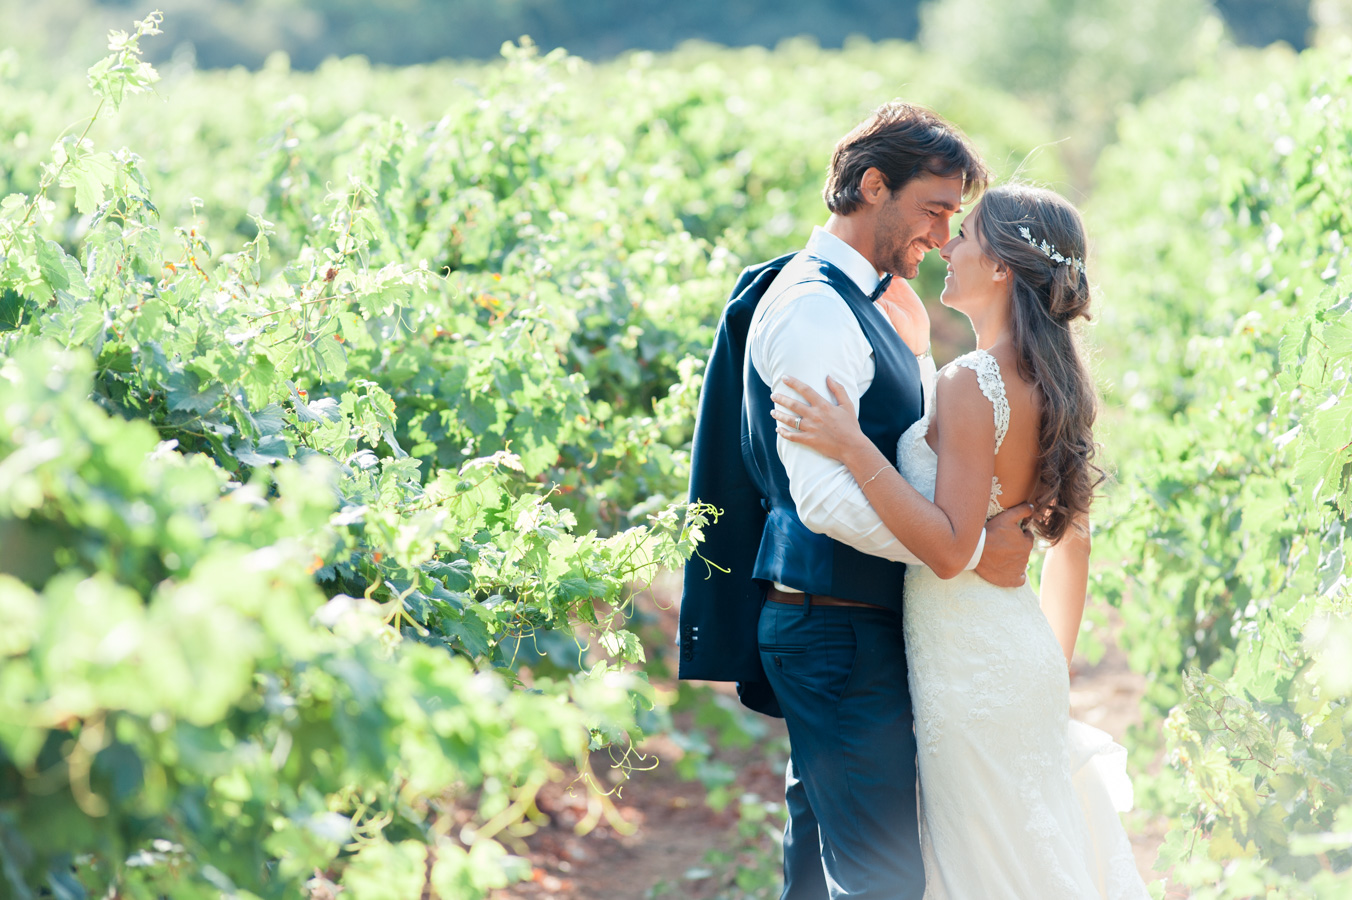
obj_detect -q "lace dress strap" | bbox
[952,349,1010,454]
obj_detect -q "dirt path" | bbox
[493,581,1170,900]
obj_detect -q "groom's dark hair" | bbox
[823,101,989,215]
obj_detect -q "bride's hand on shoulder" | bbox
[877,278,930,357]
[771,375,871,464]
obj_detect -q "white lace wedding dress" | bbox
[897,349,1150,899]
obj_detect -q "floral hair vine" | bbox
[1018,225,1086,275]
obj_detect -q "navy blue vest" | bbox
[678,251,923,716]
[743,255,922,609]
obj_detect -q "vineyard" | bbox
[1,5,1351,899]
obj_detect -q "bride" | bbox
[770,184,1150,899]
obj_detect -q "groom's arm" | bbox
[749,288,984,569]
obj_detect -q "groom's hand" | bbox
[975,503,1036,587]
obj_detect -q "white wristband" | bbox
[964,528,987,570]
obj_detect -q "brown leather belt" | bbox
[766,586,886,610]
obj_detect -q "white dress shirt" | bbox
[748,227,986,581]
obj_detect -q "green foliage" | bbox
[0,336,678,898]
[1088,41,1352,895]
[0,26,1066,506]
[696,792,787,899]
[0,19,714,898]
[12,4,1352,896]
[0,11,1069,896]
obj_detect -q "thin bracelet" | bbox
[862,463,891,487]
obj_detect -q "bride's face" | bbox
[938,210,1006,313]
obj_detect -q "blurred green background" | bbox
[6,2,1352,897]
[0,0,1317,71]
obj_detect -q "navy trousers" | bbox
[758,600,924,899]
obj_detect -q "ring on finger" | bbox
[794,415,802,430]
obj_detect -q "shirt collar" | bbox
[806,226,883,297]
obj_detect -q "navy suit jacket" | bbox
[678,254,794,717]
[676,252,921,718]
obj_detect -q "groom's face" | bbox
[875,172,965,279]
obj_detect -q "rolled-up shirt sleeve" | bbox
[749,287,984,569]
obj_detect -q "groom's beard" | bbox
[894,254,922,280]
[882,239,926,280]
[876,206,930,279]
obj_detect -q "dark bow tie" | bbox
[869,273,894,301]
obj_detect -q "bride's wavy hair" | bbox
[970,184,1104,544]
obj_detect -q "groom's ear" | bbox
[859,167,889,205]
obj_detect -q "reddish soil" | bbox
[493,576,1172,900]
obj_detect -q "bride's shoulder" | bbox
[932,361,998,438]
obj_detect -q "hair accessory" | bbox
[1018,225,1086,275]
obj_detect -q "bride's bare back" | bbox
[925,339,1041,513]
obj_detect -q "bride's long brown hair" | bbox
[971,185,1104,544]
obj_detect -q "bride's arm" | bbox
[1039,517,1091,666]
[773,366,995,579]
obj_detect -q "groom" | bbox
[679,102,1035,898]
